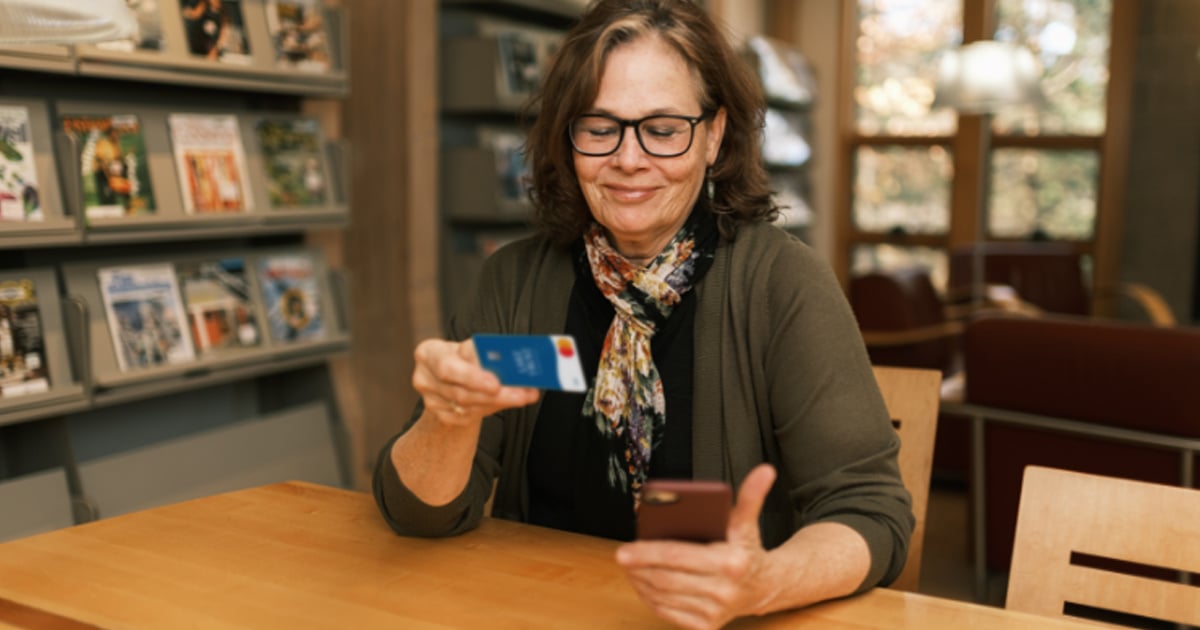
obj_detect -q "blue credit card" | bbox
[473,334,587,392]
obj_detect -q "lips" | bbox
[606,184,657,202]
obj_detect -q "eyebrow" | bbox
[581,107,692,117]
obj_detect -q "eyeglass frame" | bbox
[568,110,715,158]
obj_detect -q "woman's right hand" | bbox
[412,338,540,425]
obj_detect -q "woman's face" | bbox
[573,35,725,263]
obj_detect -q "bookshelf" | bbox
[437,1,580,319]
[0,0,352,539]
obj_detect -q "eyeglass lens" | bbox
[571,115,699,157]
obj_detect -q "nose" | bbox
[611,125,649,170]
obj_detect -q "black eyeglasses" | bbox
[568,111,713,158]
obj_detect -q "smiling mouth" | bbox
[607,185,656,202]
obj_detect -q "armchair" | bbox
[958,314,1200,579]
[948,242,1175,326]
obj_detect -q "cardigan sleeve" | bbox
[758,237,914,590]
[370,241,528,537]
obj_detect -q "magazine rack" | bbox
[51,101,348,244]
[438,4,577,318]
[0,45,74,75]
[0,97,78,248]
[0,2,348,97]
[0,268,88,426]
[61,247,349,396]
[744,36,818,239]
[0,0,354,536]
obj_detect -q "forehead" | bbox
[591,35,704,115]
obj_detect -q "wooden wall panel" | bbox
[337,0,440,488]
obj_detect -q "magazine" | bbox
[0,278,50,398]
[177,258,261,354]
[266,0,332,73]
[0,105,41,223]
[255,117,327,208]
[62,114,157,220]
[257,253,325,343]
[96,0,164,53]
[99,263,195,372]
[496,31,542,99]
[180,0,252,64]
[167,113,252,214]
[477,128,529,205]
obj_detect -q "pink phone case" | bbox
[636,479,732,543]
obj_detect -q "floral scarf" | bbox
[582,209,716,504]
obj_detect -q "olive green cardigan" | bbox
[374,221,913,590]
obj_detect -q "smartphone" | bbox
[636,479,732,543]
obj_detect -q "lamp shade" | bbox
[932,41,1044,114]
[0,0,136,45]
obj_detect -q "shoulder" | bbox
[724,222,837,291]
[449,232,573,337]
[478,233,568,281]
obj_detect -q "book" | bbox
[167,113,253,214]
[180,0,252,64]
[255,117,328,208]
[266,0,332,73]
[0,278,50,398]
[96,0,164,53]
[177,258,261,354]
[61,114,157,220]
[99,263,195,372]
[257,253,325,343]
[0,105,42,223]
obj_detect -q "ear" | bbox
[705,106,727,166]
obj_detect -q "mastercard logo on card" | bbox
[474,334,587,392]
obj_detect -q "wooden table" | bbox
[0,481,1091,629]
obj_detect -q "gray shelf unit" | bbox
[0,97,78,248]
[49,102,348,247]
[0,1,348,97]
[61,246,349,393]
[744,36,818,241]
[438,2,579,319]
[0,2,354,540]
[0,268,87,428]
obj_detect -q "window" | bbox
[840,0,1129,311]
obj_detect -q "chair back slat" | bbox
[1008,466,1200,626]
[872,365,941,593]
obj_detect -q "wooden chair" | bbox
[872,365,942,592]
[1007,466,1200,626]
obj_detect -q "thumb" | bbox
[726,463,776,545]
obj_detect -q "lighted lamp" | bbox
[0,0,135,45]
[932,40,1044,114]
[932,40,1044,305]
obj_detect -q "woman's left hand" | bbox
[616,464,778,630]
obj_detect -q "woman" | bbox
[374,1,912,627]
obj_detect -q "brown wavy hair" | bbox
[523,0,778,245]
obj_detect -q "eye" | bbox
[642,119,686,138]
[576,117,619,137]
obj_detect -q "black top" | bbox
[526,240,696,541]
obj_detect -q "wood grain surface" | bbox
[0,481,1092,629]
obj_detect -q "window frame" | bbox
[834,0,1138,316]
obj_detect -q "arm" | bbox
[372,238,550,537]
[372,338,537,536]
[391,339,536,507]
[617,234,910,628]
[617,465,870,630]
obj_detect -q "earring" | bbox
[705,167,714,201]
